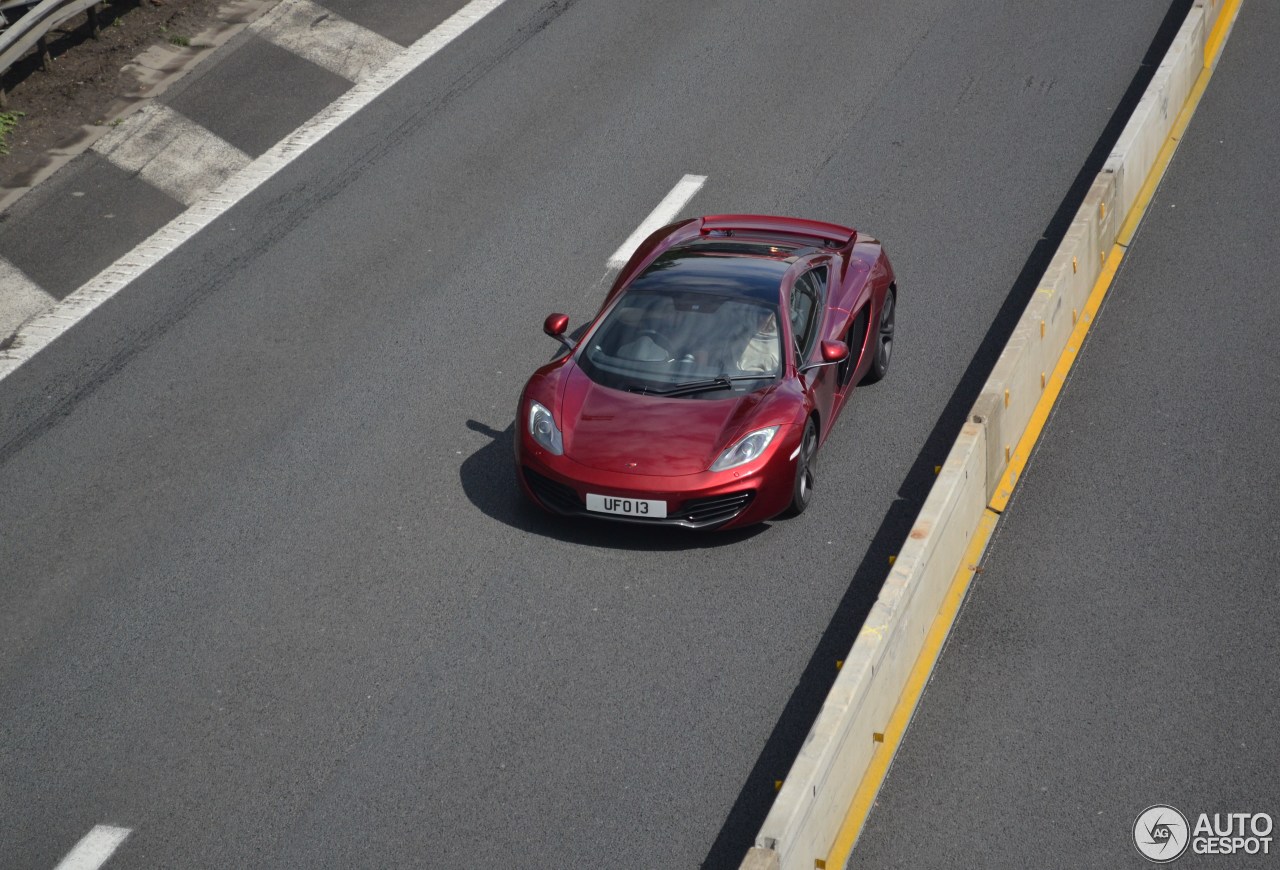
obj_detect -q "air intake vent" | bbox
[522,468,582,513]
[675,492,755,527]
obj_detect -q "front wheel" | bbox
[783,418,819,518]
[861,285,896,385]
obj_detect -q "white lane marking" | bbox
[607,174,707,269]
[253,0,401,82]
[0,258,55,340]
[53,825,131,870]
[92,104,251,206]
[0,0,510,379]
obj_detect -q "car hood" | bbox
[560,367,772,475]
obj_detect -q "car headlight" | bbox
[710,425,779,471]
[528,400,564,455]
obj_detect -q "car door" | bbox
[829,254,874,399]
[789,264,839,438]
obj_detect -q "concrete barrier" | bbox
[751,420,987,870]
[1105,9,1206,221]
[742,2,1234,867]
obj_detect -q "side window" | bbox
[789,267,827,361]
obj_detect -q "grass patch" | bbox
[0,111,26,156]
[168,35,190,46]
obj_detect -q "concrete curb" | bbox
[741,2,1241,868]
[0,0,445,347]
[0,0,280,216]
[0,0,506,380]
[0,0,281,341]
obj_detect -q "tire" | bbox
[783,417,819,518]
[861,285,896,385]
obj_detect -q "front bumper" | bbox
[515,430,799,530]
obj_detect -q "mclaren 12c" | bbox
[515,214,896,530]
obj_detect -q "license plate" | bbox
[585,493,667,518]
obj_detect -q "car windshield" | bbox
[579,288,782,397]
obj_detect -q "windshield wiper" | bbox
[629,374,769,398]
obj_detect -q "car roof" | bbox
[625,240,801,303]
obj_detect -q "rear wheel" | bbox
[784,418,819,517]
[861,285,896,385]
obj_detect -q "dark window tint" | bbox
[789,267,827,361]
[578,289,781,398]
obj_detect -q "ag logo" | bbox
[1134,805,1190,863]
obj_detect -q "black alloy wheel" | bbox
[861,285,896,385]
[784,417,819,517]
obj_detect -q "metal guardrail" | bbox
[0,0,103,81]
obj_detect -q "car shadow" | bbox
[460,419,767,551]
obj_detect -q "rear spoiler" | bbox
[699,214,856,248]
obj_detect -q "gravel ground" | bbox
[0,0,225,189]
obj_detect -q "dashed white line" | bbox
[53,825,131,870]
[0,257,55,339]
[253,0,401,82]
[0,0,511,379]
[606,174,707,269]
[92,104,251,205]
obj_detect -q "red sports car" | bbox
[515,214,896,530]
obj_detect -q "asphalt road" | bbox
[850,3,1280,868]
[0,0,1188,866]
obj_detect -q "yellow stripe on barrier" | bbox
[998,0,1238,509]
[1007,0,1245,507]
[1115,67,1210,246]
[990,244,1120,512]
[824,509,1000,867]
[1115,0,1239,250]
[1204,0,1243,67]
[818,3,1246,867]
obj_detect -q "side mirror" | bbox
[543,312,576,352]
[800,340,849,374]
[543,313,570,338]
[820,340,849,363]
